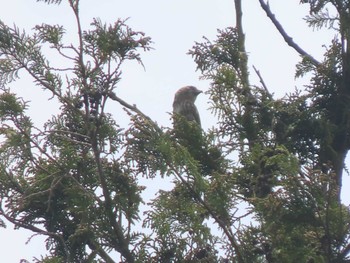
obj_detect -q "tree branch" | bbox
[235,0,250,88]
[108,91,163,133]
[253,65,273,100]
[170,161,244,262]
[258,0,320,66]
[87,239,116,263]
[0,205,71,261]
[91,131,135,263]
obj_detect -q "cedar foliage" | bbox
[0,0,350,262]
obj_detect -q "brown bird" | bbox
[172,86,202,126]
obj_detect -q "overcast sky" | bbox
[0,1,346,262]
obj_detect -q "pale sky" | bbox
[0,1,346,262]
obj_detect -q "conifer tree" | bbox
[1,0,350,262]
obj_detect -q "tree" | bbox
[0,0,152,262]
[189,0,350,261]
[0,0,350,262]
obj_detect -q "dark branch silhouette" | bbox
[258,0,320,67]
[253,65,273,100]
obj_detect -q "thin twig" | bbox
[253,65,273,100]
[108,91,162,133]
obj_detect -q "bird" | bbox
[172,86,224,177]
[172,86,202,126]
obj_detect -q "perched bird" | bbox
[172,86,202,126]
[172,86,223,176]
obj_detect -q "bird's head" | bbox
[174,86,202,104]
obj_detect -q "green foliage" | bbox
[304,9,338,30]
[1,0,350,262]
[143,183,216,262]
[237,145,299,198]
[0,92,25,117]
[84,18,152,65]
[189,27,242,74]
[252,169,350,262]
[35,24,65,47]
[0,1,152,262]
[308,39,342,115]
[0,20,63,95]
[187,1,350,261]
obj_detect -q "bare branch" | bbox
[253,65,273,100]
[235,0,250,88]
[108,91,162,133]
[258,0,320,66]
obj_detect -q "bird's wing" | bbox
[179,101,201,126]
